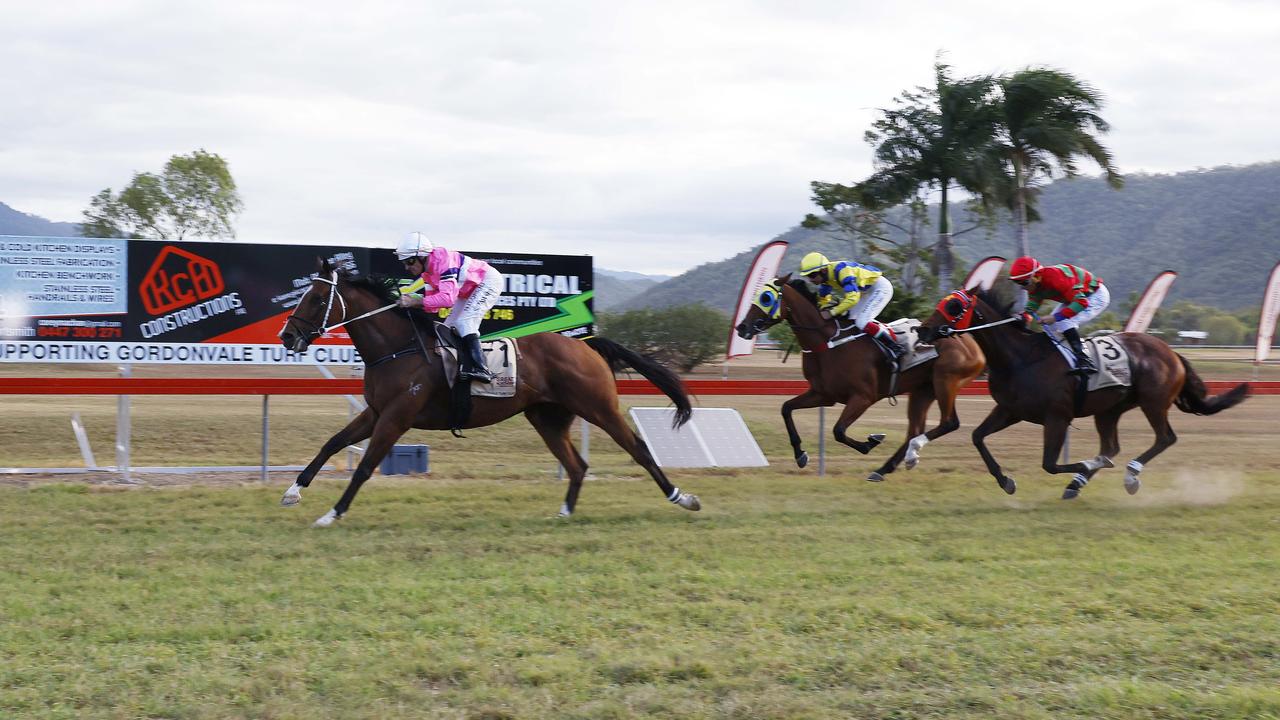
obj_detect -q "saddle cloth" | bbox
[1050,333,1131,390]
[827,318,938,371]
[438,337,519,398]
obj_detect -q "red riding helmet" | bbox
[1009,256,1042,281]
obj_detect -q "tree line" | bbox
[805,57,1121,302]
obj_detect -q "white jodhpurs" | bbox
[842,276,894,328]
[1045,285,1110,335]
[445,270,504,337]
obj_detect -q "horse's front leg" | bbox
[972,405,1021,494]
[781,390,831,468]
[314,412,416,527]
[282,407,377,507]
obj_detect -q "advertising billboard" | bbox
[0,236,593,364]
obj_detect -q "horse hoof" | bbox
[557,503,572,518]
[904,456,918,470]
[677,493,701,512]
[867,472,885,482]
[280,485,302,507]
[1124,476,1141,495]
[312,509,340,527]
[868,433,886,445]
[796,451,809,469]
[1062,487,1079,500]
[998,475,1016,495]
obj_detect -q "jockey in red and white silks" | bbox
[1009,256,1110,374]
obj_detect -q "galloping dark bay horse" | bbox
[277,259,700,526]
[735,275,986,480]
[917,288,1251,498]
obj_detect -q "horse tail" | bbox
[1174,354,1251,415]
[584,336,693,428]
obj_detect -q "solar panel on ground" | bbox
[629,407,769,468]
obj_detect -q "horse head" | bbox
[735,273,835,353]
[917,286,1026,344]
[279,257,401,353]
[734,273,793,340]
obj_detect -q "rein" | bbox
[937,316,1021,337]
[285,271,398,340]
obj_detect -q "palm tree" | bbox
[993,67,1123,258]
[856,60,1003,283]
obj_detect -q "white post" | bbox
[817,406,826,477]
[71,412,97,469]
[261,395,270,484]
[115,364,134,483]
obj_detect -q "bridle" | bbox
[932,289,1020,338]
[282,271,397,344]
[742,281,826,337]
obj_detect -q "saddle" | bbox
[827,318,938,372]
[429,323,520,437]
[1048,333,1131,391]
[431,324,519,398]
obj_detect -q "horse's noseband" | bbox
[283,271,347,343]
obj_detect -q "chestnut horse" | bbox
[917,288,1251,498]
[277,260,701,526]
[735,275,985,480]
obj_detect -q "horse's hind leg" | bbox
[833,393,884,456]
[909,373,968,466]
[525,404,588,517]
[581,405,700,512]
[1044,415,1116,499]
[281,407,377,507]
[1124,401,1178,494]
[870,390,933,482]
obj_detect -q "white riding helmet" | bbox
[394,231,433,261]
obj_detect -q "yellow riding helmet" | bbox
[799,252,829,275]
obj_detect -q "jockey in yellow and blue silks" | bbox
[799,251,903,361]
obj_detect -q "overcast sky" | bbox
[3,1,1278,274]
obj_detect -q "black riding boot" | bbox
[873,335,905,364]
[459,333,494,382]
[1062,327,1096,375]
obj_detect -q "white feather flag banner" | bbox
[1124,271,1177,334]
[962,256,1006,291]
[726,240,789,359]
[1256,260,1280,364]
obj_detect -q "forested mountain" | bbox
[5,162,1279,312]
[0,202,80,237]
[620,162,1280,313]
[593,269,671,311]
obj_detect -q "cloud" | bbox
[2,1,1279,273]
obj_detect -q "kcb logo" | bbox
[139,246,225,315]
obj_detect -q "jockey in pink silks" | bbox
[394,231,504,382]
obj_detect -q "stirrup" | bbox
[460,367,493,382]
[1070,357,1096,375]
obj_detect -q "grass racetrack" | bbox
[2,356,1278,719]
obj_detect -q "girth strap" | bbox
[366,345,423,368]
